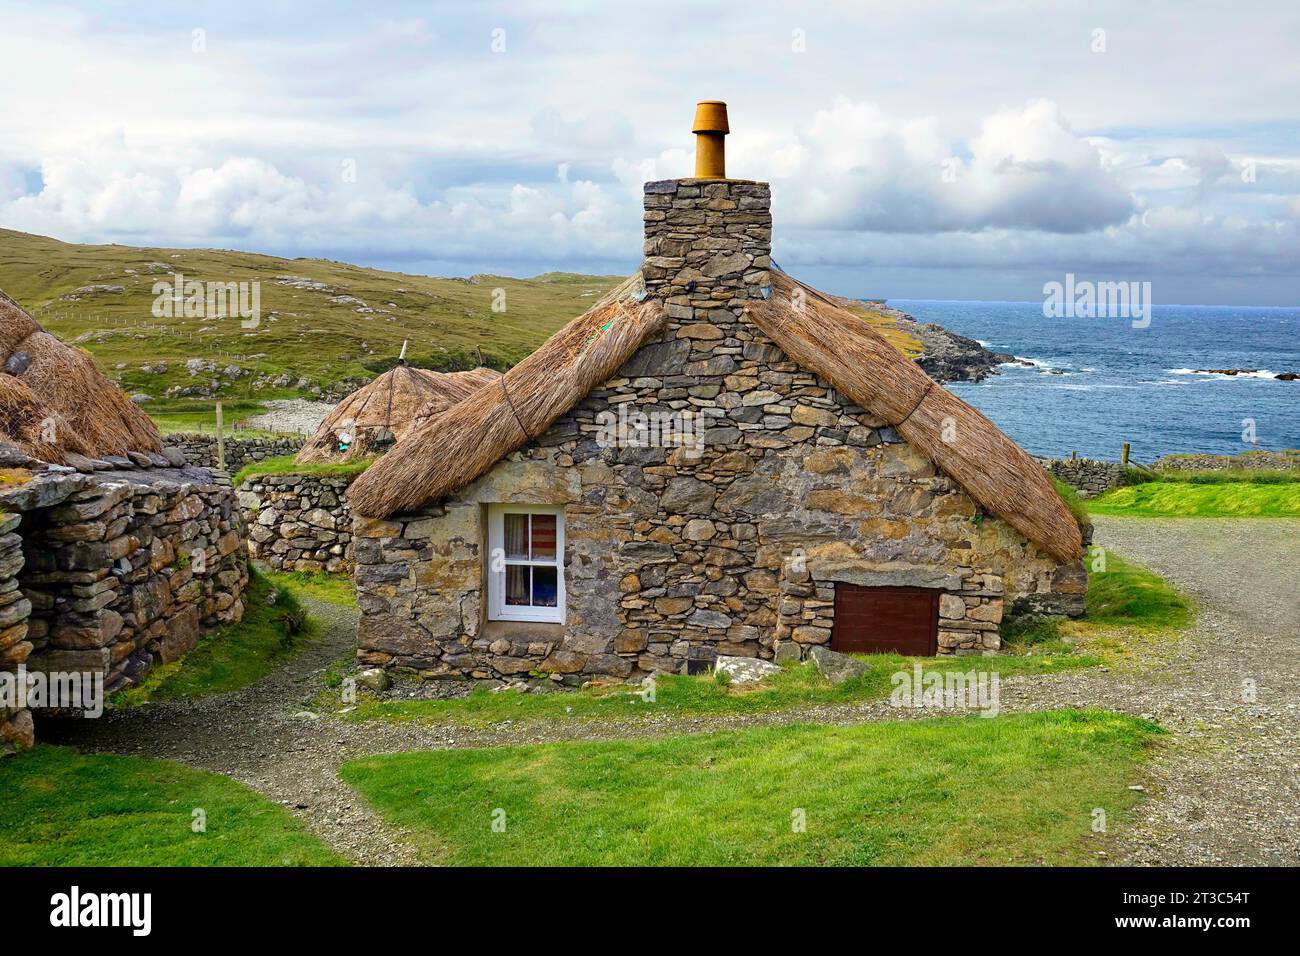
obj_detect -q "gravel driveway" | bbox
[48,517,1299,866]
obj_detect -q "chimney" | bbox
[692,100,729,178]
[641,101,772,316]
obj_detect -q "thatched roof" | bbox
[349,274,665,515]
[0,289,163,463]
[348,270,1082,562]
[295,364,501,463]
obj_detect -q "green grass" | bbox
[1088,481,1300,517]
[232,453,374,487]
[0,227,624,400]
[263,568,357,608]
[1083,551,1193,631]
[339,650,1098,728]
[112,570,314,705]
[0,746,343,866]
[1050,475,1092,530]
[142,398,277,437]
[340,709,1160,866]
[1001,551,1193,659]
[1127,467,1300,486]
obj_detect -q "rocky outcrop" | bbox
[1193,368,1298,380]
[908,323,1023,383]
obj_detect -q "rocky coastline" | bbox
[863,300,1027,384]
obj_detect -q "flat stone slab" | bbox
[715,655,782,686]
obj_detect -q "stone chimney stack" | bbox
[641,102,772,323]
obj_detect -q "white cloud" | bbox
[0,0,1296,301]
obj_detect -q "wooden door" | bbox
[831,585,939,656]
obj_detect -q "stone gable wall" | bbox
[354,178,1084,683]
[1,465,248,751]
[238,473,355,573]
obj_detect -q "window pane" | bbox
[503,513,529,560]
[532,565,558,607]
[505,565,530,605]
[531,513,557,560]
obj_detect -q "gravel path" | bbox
[51,517,1298,866]
[239,399,335,435]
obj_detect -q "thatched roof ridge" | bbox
[348,274,665,516]
[295,363,501,463]
[0,290,163,463]
[745,271,1083,562]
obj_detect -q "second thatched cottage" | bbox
[346,102,1087,683]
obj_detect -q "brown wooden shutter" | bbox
[831,585,939,656]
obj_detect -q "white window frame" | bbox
[487,504,566,624]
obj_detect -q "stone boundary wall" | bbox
[1153,451,1298,472]
[238,473,356,573]
[1041,458,1124,497]
[165,433,305,471]
[1,462,248,753]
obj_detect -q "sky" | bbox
[1,0,1298,305]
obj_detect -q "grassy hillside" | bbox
[0,228,919,410]
[0,228,623,404]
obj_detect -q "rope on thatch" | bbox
[499,376,533,442]
[349,273,665,517]
[746,271,1083,562]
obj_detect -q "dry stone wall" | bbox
[1042,458,1124,497]
[1153,451,1297,472]
[0,455,247,752]
[238,473,355,573]
[165,433,304,471]
[354,178,1085,684]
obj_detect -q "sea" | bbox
[887,300,1300,463]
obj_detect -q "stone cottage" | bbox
[1,291,248,752]
[346,102,1086,684]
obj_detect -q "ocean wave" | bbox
[1168,367,1280,379]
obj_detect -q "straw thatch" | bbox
[347,268,1082,563]
[0,289,163,463]
[349,274,665,516]
[745,271,1083,562]
[295,364,501,463]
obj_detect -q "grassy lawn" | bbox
[263,568,357,607]
[142,399,279,437]
[1088,481,1300,517]
[342,650,1099,727]
[340,709,1160,866]
[232,453,374,487]
[112,570,314,705]
[0,746,343,866]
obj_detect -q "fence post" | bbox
[215,401,226,471]
[1071,450,1077,462]
[1121,442,1130,466]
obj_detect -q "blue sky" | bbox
[1,0,1298,304]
